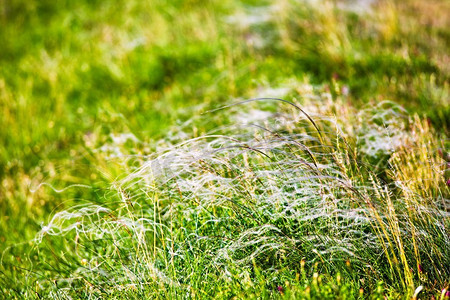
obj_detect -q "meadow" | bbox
[0,0,449,298]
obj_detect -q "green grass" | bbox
[0,0,449,298]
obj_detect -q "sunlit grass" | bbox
[0,0,449,298]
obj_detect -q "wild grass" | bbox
[1,0,449,299]
[3,95,448,299]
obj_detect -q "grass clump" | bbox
[4,94,447,299]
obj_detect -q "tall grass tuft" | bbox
[9,95,449,298]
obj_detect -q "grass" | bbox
[0,0,449,298]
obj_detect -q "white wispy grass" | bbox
[29,92,449,297]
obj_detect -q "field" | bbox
[0,0,449,298]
